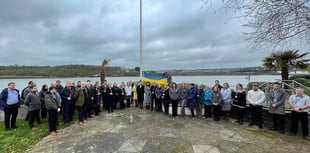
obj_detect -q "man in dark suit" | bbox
[136,80,145,109]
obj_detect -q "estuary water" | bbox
[0,75,281,90]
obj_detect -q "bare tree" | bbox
[202,0,310,47]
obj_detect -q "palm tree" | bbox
[100,58,111,85]
[263,50,309,84]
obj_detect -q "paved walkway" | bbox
[27,108,309,153]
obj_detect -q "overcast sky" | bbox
[0,0,309,70]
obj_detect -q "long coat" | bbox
[268,89,286,115]
[188,87,197,109]
[144,85,152,104]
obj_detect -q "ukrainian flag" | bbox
[143,72,168,85]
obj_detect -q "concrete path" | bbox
[27,108,309,153]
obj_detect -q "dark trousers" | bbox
[171,100,178,116]
[28,110,41,128]
[120,98,126,109]
[236,107,245,122]
[62,102,70,124]
[213,105,220,121]
[196,102,202,117]
[69,103,75,122]
[291,111,308,136]
[94,105,100,115]
[190,108,195,117]
[4,107,18,129]
[77,105,85,122]
[272,113,285,132]
[151,96,155,110]
[164,101,170,114]
[41,106,47,119]
[85,103,92,118]
[48,109,57,132]
[156,98,162,112]
[204,105,212,118]
[250,105,263,127]
[138,98,144,109]
[126,96,131,107]
[107,102,114,113]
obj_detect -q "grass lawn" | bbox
[0,114,75,153]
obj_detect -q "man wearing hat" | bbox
[247,83,266,129]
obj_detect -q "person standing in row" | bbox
[125,82,132,108]
[61,81,75,125]
[188,83,197,118]
[179,83,188,117]
[100,80,108,110]
[132,82,138,107]
[247,83,266,129]
[74,82,86,125]
[136,81,145,109]
[203,86,213,118]
[268,82,286,134]
[155,84,163,112]
[39,84,48,119]
[119,83,126,109]
[232,83,246,125]
[162,84,170,115]
[0,82,21,131]
[150,82,157,111]
[169,83,180,117]
[212,86,222,121]
[45,86,61,135]
[196,84,204,118]
[288,87,310,140]
[221,83,232,121]
[144,82,152,109]
[106,83,115,113]
[93,82,101,116]
[24,85,41,130]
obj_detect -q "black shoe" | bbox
[234,120,240,123]
[11,126,18,129]
[239,121,243,125]
[5,128,11,131]
[303,136,309,140]
[271,127,278,131]
[248,123,254,126]
[279,131,285,134]
[290,133,296,136]
[259,125,263,129]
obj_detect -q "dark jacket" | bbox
[45,93,59,110]
[61,87,75,105]
[24,92,41,111]
[162,88,170,103]
[188,87,197,109]
[136,85,145,101]
[268,89,286,115]
[196,88,204,103]
[232,91,247,108]
[0,88,21,110]
[74,88,85,107]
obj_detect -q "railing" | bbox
[258,80,309,112]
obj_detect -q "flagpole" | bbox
[139,0,143,79]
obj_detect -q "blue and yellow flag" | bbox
[143,72,168,85]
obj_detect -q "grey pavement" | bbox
[27,107,310,153]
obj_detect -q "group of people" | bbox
[0,79,309,140]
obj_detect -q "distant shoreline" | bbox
[0,73,282,79]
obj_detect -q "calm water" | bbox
[0,75,281,90]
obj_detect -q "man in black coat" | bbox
[136,80,145,109]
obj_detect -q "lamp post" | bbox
[139,0,143,79]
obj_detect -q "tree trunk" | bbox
[281,66,289,89]
[100,66,105,85]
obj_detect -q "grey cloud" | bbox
[0,0,308,70]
